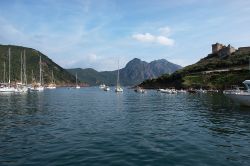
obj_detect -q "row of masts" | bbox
[0,48,56,92]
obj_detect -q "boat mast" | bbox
[117,60,120,88]
[31,70,35,83]
[52,70,54,84]
[3,61,6,84]
[8,48,11,86]
[39,55,42,85]
[76,73,77,86]
[20,51,23,84]
[23,50,27,85]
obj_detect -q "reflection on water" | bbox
[0,88,250,166]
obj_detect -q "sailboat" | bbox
[115,60,123,92]
[0,48,16,93]
[16,50,28,93]
[47,70,56,89]
[75,73,80,89]
[30,55,44,91]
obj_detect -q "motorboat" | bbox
[223,80,250,106]
[159,88,177,94]
[103,86,110,91]
[99,84,106,89]
[30,83,44,92]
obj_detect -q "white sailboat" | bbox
[16,50,28,93]
[0,48,16,93]
[224,80,250,106]
[47,70,56,89]
[115,60,123,92]
[75,73,80,89]
[30,55,44,91]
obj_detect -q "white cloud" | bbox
[132,33,155,42]
[132,32,174,46]
[156,36,174,46]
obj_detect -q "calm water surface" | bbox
[0,87,250,166]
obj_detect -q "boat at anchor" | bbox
[223,80,250,106]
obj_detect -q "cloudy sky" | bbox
[0,0,250,71]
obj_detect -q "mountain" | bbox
[67,68,117,86]
[67,58,182,86]
[0,44,75,85]
[139,46,250,90]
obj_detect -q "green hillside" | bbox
[67,68,117,86]
[140,52,250,90]
[0,44,75,85]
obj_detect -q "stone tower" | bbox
[212,43,224,54]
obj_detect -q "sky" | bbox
[0,0,250,71]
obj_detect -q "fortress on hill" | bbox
[211,43,250,58]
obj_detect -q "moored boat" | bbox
[159,88,177,94]
[99,84,106,89]
[223,80,250,106]
[103,86,110,91]
[115,60,123,93]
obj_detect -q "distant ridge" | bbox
[67,58,182,86]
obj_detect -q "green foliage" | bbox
[67,68,117,86]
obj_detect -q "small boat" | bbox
[0,85,16,93]
[177,89,187,93]
[187,89,196,93]
[196,88,207,93]
[30,83,44,92]
[159,88,177,94]
[134,86,146,93]
[99,84,106,89]
[103,86,110,91]
[223,80,250,106]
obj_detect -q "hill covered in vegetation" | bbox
[140,51,250,90]
[0,44,75,85]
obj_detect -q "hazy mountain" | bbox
[0,44,75,85]
[68,58,182,86]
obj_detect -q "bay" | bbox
[0,87,250,166]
